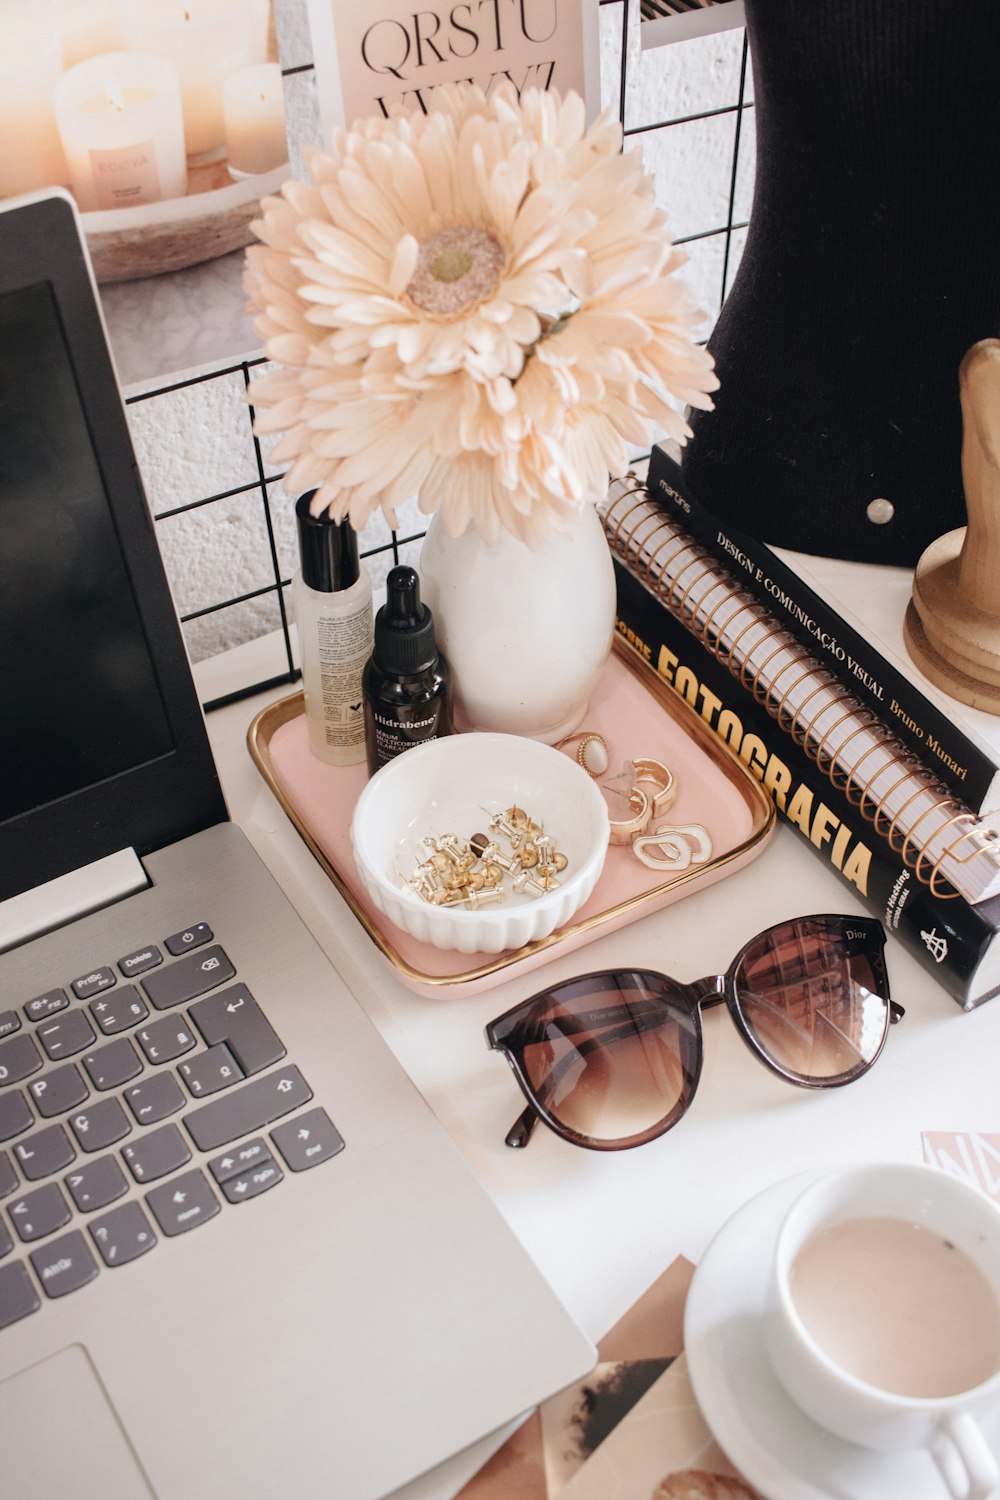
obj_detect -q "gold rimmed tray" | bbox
[247,638,776,997]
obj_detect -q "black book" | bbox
[605,496,1000,1010]
[646,442,1000,814]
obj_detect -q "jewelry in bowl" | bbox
[349,733,610,954]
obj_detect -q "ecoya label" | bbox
[88,140,161,210]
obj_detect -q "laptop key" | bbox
[65,1155,129,1213]
[122,1123,191,1184]
[0,1151,17,1198]
[135,1015,197,1065]
[178,1043,244,1099]
[124,1071,186,1126]
[13,1123,75,1181]
[118,945,162,980]
[221,1158,283,1204]
[9,1182,71,1242]
[0,1011,21,1038]
[164,923,213,956]
[208,1137,271,1182]
[0,1260,39,1328]
[0,1219,11,1259]
[31,1230,99,1298]
[184,1065,313,1152]
[27,1063,89,1118]
[70,1097,132,1153]
[72,968,116,1001]
[142,946,235,1010]
[145,1168,219,1236]
[89,985,148,1037]
[0,1091,33,1142]
[37,1008,96,1060]
[189,986,286,1075]
[90,1201,157,1267]
[0,1034,42,1087]
[271,1108,346,1172]
[23,990,68,1023]
[81,1037,142,1091]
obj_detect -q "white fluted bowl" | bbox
[350,733,610,954]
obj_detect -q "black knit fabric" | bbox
[681,0,1000,565]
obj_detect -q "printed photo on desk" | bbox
[304,0,601,137]
[456,1255,762,1500]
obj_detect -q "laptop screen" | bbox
[0,279,173,824]
[0,191,227,908]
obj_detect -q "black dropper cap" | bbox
[372,566,440,675]
[295,491,360,592]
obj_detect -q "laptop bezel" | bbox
[0,190,228,905]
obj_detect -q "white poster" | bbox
[305,0,601,141]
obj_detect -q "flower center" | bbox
[406,227,504,317]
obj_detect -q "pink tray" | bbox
[247,640,775,997]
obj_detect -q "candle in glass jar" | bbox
[117,0,269,163]
[223,63,287,178]
[0,0,69,198]
[56,0,122,68]
[53,52,187,212]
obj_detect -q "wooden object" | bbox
[83,158,289,284]
[904,339,1000,714]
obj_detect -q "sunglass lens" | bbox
[732,916,889,1084]
[516,973,699,1148]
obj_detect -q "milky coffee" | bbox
[790,1214,1000,1399]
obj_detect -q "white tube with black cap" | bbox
[292,491,373,766]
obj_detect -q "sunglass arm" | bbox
[505,1102,540,1149]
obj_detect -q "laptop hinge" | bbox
[0,848,150,954]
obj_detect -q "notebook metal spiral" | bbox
[602,477,1000,906]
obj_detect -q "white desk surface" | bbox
[197,558,1000,1500]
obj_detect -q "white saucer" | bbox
[684,1171,1000,1500]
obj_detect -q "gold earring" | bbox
[607,785,652,845]
[631,822,713,871]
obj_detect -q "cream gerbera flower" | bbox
[244,82,718,546]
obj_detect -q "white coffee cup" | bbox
[766,1161,1000,1500]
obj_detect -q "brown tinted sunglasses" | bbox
[486,915,901,1151]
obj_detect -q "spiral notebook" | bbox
[601,478,1000,910]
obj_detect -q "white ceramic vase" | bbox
[419,502,616,743]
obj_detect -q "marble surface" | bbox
[103,249,258,390]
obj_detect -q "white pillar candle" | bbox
[56,0,122,69]
[223,63,286,178]
[117,0,269,163]
[53,51,187,212]
[0,0,70,199]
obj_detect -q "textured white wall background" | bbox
[120,0,753,667]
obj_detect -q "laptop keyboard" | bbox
[0,922,343,1329]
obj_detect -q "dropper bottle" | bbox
[362,565,453,774]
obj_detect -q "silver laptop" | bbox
[0,189,594,1500]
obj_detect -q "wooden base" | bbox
[904,340,1000,717]
[904,597,1000,715]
